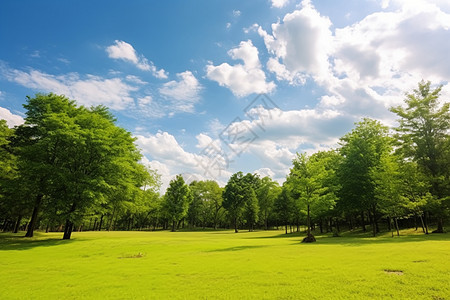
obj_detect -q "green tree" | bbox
[338,118,392,236]
[256,176,281,230]
[274,184,295,234]
[223,172,247,233]
[242,173,260,231]
[0,119,20,232]
[390,81,450,232]
[372,153,408,236]
[189,180,223,229]
[16,94,145,239]
[287,152,336,242]
[14,94,80,237]
[164,175,191,232]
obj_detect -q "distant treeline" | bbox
[0,81,449,239]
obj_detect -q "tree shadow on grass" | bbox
[205,245,268,252]
[0,232,84,251]
[243,230,450,246]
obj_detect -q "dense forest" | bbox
[0,81,449,240]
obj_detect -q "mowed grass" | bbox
[0,229,449,299]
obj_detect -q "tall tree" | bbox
[274,184,295,234]
[189,180,223,229]
[15,94,145,239]
[14,94,79,237]
[256,177,281,230]
[242,173,260,231]
[164,175,191,232]
[338,118,392,236]
[223,172,247,233]
[286,152,337,242]
[390,81,450,232]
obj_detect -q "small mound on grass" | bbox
[118,252,145,259]
[384,269,403,275]
[301,234,316,243]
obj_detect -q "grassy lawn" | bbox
[0,229,449,299]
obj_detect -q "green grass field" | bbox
[0,229,449,299]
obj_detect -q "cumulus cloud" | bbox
[0,65,137,110]
[258,0,333,81]
[106,40,168,79]
[159,71,203,113]
[0,107,24,127]
[136,131,233,191]
[271,0,289,8]
[206,40,276,97]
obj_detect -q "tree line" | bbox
[0,81,449,240]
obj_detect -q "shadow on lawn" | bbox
[243,230,450,246]
[205,245,268,252]
[0,232,83,251]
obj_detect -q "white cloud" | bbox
[136,131,233,191]
[1,65,137,110]
[258,1,333,81]
[233,10,241,17]
[159,71,202,113]
[206,40,276,97]
[271,0,289,8]
[106,40,168,79]
[324,0,450,125]
[0,107,24,127]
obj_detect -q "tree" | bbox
[223,172,247,233]
[274,184,295,234]
[164,175,191,232]
[256,177,281,230]
[390,81,450,232]
[242,173,260,231]
[15,94,145,239]
[286,152,337,242]
[338,118,392,237]
[372,153,408,236]
[189,180,223,229]
[0,119,21,232]
[14,94,80,237]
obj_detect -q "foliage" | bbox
[164,175,191,231]
[390,80,450,231]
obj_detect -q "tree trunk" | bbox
[108,207,116,231]
[387,216,391,231]
[171,220,176,232]
[349,215,354,231]
[414,214,418,231]
[25,194,43,238]
[2,219,9,232]
[419,214,426,234]
[424,212,429,234]
[394,217,400,236]
[234,217,238,233]
[98,214,104,231]
[265,214,268,231]
[13,215,22,233]
[63,219,73,239]
[62,203,77,240]
[360,211,366,232]
[434,218,444,233]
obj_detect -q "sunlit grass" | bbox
[0,229,449,299]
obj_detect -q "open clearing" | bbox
[0,230,449,299]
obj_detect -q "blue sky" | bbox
[1,0,449,192]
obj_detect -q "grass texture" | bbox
[0,229,449,299]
